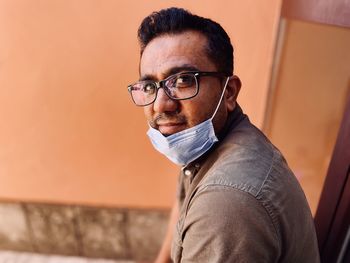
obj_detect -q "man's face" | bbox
[140,30,236,136]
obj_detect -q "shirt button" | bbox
[184,169,192,177]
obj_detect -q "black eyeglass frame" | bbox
[127,71,231,107]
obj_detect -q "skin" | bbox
[139,30,241,136]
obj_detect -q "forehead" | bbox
[140,31,216,79]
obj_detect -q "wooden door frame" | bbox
[314,91,350,262]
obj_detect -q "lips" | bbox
[157,121,183,126]
[157,122,187,135]
[152,114,187,135]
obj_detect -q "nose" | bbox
[153,88,178,113]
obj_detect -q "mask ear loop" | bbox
[210,77,231,121]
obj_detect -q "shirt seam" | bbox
[256,147,275,196]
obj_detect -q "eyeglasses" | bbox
[127,71,229,106]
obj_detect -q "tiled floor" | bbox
[0,251,135,263]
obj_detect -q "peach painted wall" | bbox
[0,0,282,208]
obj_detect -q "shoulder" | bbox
[198,118,311,227]
[202,118,293,197]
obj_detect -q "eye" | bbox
[143,83,156,94]
[174,74,195,88]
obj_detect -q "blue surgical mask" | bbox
[147,77,230,166]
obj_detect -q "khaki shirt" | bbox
[171,106,320,262]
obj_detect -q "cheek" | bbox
[185,89,221,120]
[180,100,208,126]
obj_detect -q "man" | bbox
[127,7,320,263]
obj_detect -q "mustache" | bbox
[149,113,187,127]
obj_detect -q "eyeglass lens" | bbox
[130,73,198,106]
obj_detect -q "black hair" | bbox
[138,7,234,75]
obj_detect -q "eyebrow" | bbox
[139,65,200,82]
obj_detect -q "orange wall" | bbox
[0,0,282,208]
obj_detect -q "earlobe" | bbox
[225,76,241,112]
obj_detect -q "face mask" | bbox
[147,77,230,166]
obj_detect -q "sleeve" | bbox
[180,185,281,263]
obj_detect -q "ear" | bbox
[225,75,241,112]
